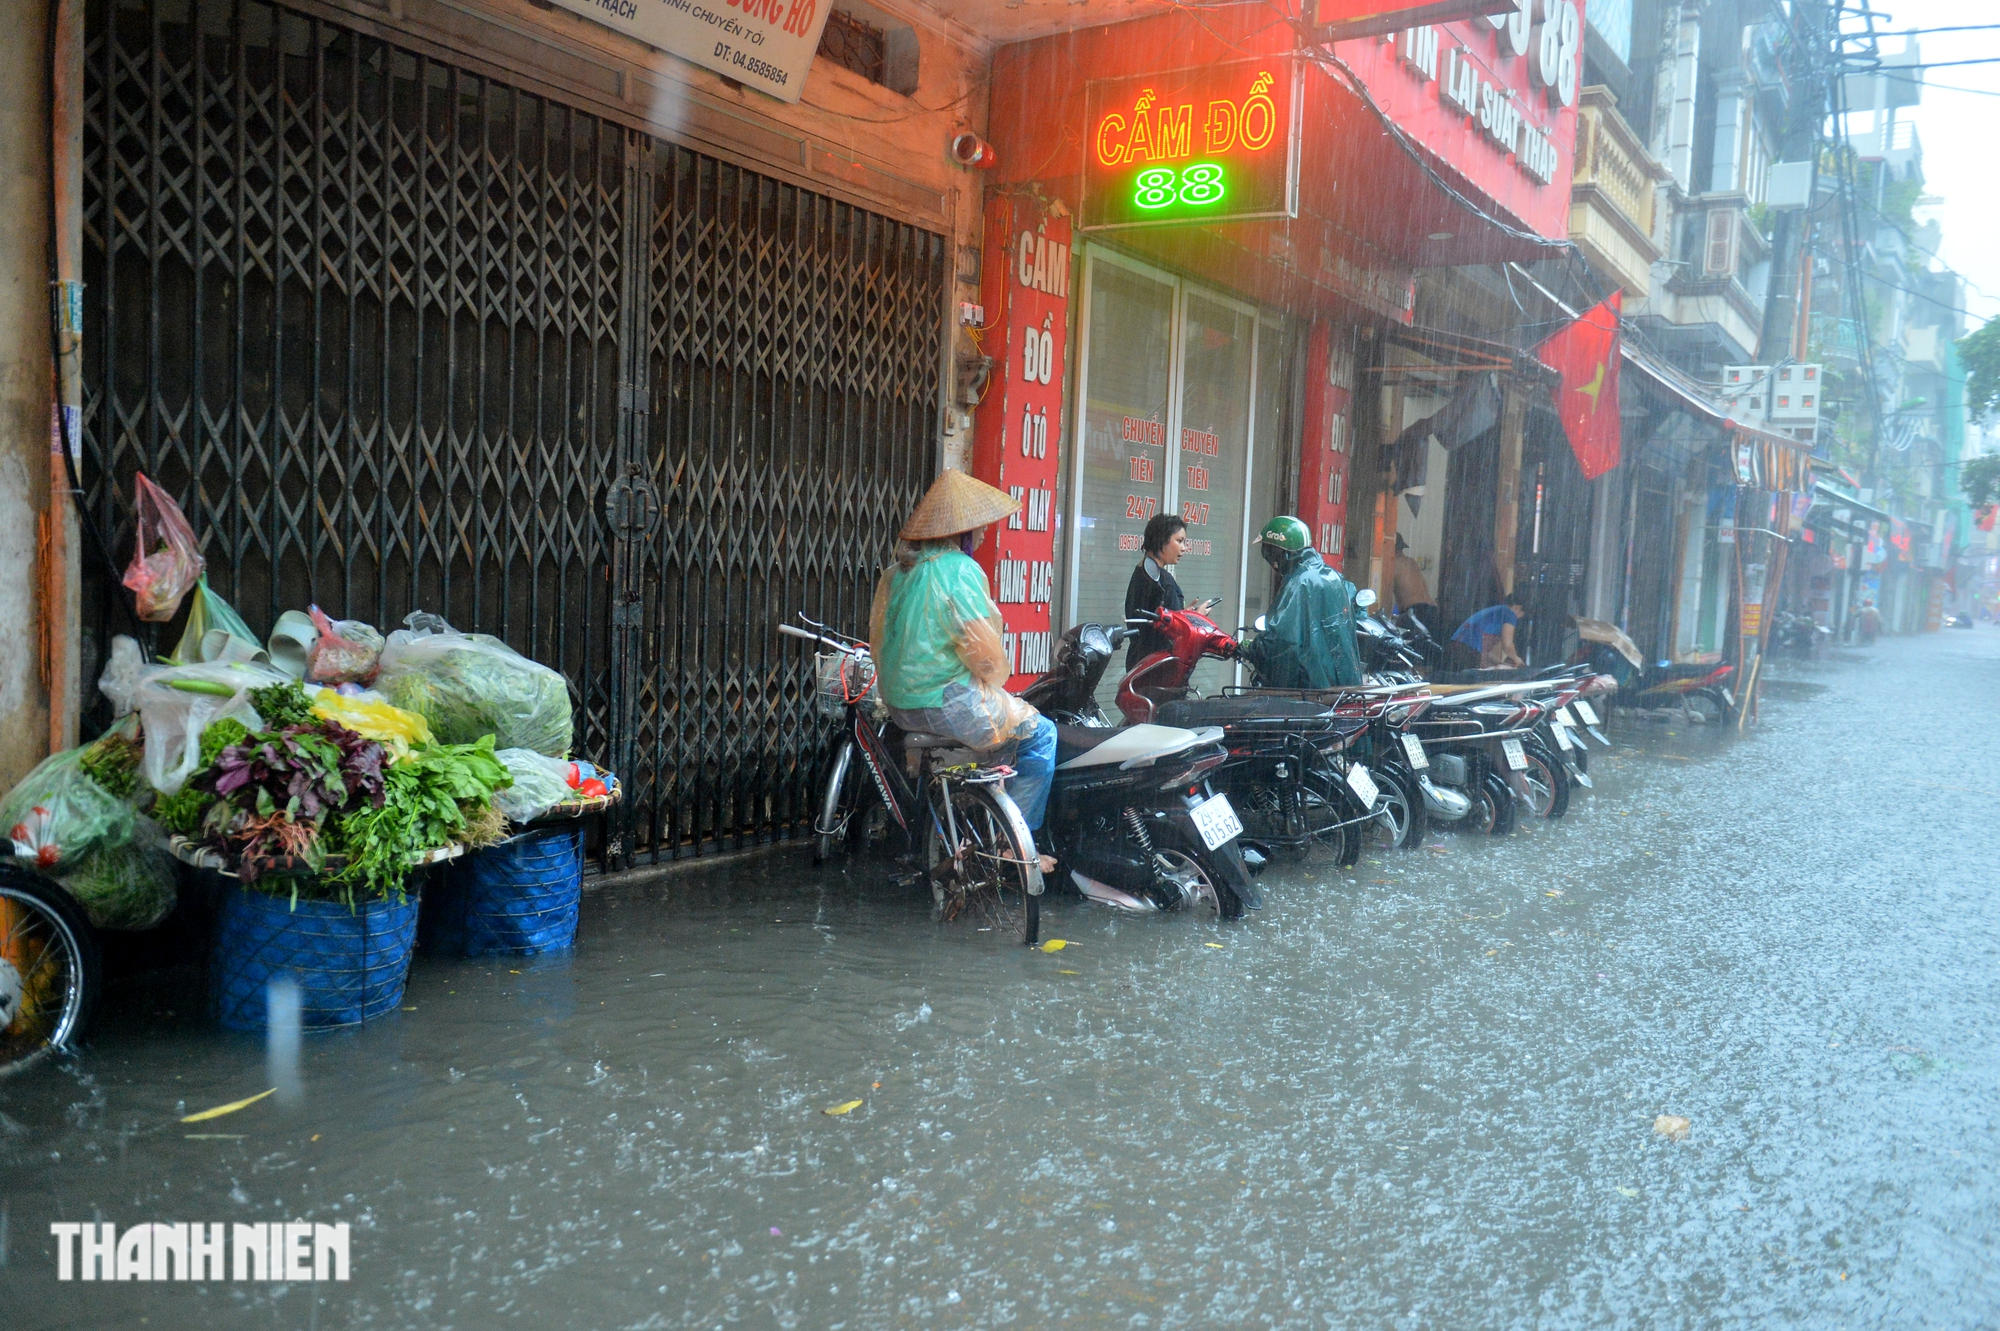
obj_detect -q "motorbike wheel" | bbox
[923,780,1040,946]
[0,863,99,1079]
[1466,772,1518,836]
[1371,765,1428,851]
[1683,691,1726,726]
[814,740,862,864]
[1147,825,1246,920]
[1519,742,1570,820]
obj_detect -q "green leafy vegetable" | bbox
[248,681,318,729]
[198,717,251,769]
[326,737,511,901]
[78,731,143,801]
[152,783,214,836]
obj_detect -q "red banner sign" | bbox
[972,195,1070,688]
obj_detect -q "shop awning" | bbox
[1373,324,1559,386]
[1619,339,1811,455]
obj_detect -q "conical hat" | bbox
[898,469,1019,541]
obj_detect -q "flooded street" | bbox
[4,631,1997,1329]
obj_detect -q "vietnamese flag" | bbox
[1536,291,1623,481]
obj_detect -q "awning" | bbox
[1809,482,1894,542]
[1619,339,1812,455]
[1372,325,1559,386]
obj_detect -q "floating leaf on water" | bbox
[1039,939,1072,953]
[822,1100,864,1117]
[180,1088,276,1123]
[1616,1186,1639,1197]
[1204,943,1225,950]
[1653,1114,1691,1142]
[1057,969,1080,975]
[1485,950,1498,957]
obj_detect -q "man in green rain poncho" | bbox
[1236,516,1364,690]
[870,470,1058,867]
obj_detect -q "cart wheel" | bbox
[0,862,99,1078]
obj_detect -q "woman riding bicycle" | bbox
[869,471,1057,867]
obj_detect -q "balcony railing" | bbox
[1569,86,1665,295]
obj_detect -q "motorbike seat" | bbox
[1054,724,1119,766]
[1153,696,1337,727]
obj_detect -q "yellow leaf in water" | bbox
[1039,939,1071,953]
[1485,950,1498,957]
[822,1100,865,1117]
[179,1088,276,1123]
[1204,943,1225,950]
[1653,1114,1691,1142]
[1616,1187,1640,1197]
[1057,969,1080,975]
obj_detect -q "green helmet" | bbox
[1256,515,1311,554]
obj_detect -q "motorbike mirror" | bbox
[1254,615,1268,632]
[1354,588,1378,609]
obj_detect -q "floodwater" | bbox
[4,631,1998,1329]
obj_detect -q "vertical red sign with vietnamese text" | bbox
[972,195,1070,688]
[1296,320,1354,571]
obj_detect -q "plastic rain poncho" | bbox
[869,541,1036,752]
[1238,549,1364,690]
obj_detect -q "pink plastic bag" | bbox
[121,472,204,622]
[305,605,386,685]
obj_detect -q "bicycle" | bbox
[0,860,100,1077]
[781,617,1044,945]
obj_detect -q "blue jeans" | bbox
[1005,716,1058,832]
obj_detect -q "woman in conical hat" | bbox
[870,470,1058,845]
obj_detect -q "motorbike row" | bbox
[789,594,1631,940]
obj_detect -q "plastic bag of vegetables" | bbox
[2,743,176,930]
[491,749,573,823]
[99,635,293,793]
[375,615,572,756]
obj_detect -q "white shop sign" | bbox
[546,0,834,104]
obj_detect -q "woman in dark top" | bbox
[1124,514,1190,667]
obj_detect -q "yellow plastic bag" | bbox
[310,687,433,759]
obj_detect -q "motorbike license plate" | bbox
[1189,792,1244,851]
[1500,738,1529,771]
[1572,700,1600,726]
[1550,723,1573,751]
[1399,733,1429,770]
[1345,763,1380,808]
[1556,705,1577,727]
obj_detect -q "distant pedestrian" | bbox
[1452,591,1528,669]
[1856,599,1882,645]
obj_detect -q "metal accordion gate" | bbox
[81,0,944,865]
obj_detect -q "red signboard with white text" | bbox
[971,195,1070,688]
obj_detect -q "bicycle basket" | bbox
[814,651,885,721]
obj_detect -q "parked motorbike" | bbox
[1016,619,1260,916]
[1771,611,1833,655]
[1109,598,1436,862]
[1583,647,1736,725]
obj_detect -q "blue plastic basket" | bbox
[420,827,582,958]
[209,884,420,1031]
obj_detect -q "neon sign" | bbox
[1080,59,1300,231]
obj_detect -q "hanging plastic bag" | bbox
[492,749,574,823]
[99,640,291,793]
[305,606,385,685]
[170,575,262,664]
[121,472,205,622]
[375,613,573,756]
[2,747,137,870]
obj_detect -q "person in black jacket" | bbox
[1124,514,1190,667]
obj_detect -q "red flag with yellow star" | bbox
[1536,291,1623,481]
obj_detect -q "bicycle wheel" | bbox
[923,778,1040,945]
[0,863,99,1078]
[814,739,861,864]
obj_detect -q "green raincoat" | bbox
[873,542,1002,710]
[1238,548,1363,689]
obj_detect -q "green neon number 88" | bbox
[1131,163,1228,211]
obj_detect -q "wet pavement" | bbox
[4,630,1998,1329]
